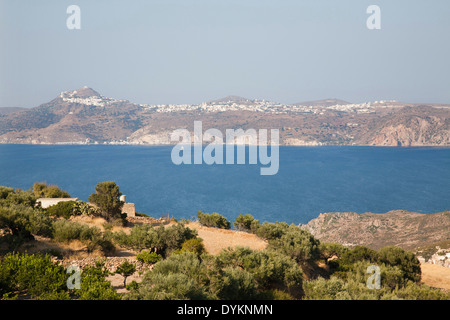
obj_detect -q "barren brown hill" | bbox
[302,210,450,251]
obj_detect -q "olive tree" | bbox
[115,260,136,287]
[88,181,124,222]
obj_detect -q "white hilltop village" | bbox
[60,87,129,107]
[60,86,399,116]
[142,99,399,115]
[51,87,423,146]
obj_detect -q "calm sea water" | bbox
[0,144,449,224]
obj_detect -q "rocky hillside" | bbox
[302,210,450,251]
[0,87,144,144]
[0,87,449,146]
[354,106,450,146]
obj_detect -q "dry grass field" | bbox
[186,222,267,254]
[420,263,450,291]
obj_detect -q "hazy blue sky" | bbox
[1,0,449,108]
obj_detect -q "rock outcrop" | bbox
[302,210,450,252]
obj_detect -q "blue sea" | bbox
[0,144,449,224]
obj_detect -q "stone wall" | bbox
[58,257,151,273]
[122,203,136,217]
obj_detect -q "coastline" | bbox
[1,142,449,148]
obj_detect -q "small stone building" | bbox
[37,195,136,217]
[120,195,135,217]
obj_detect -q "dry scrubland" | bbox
[303,210,450,250]
[181,221,450,291]
[19,215,450,292]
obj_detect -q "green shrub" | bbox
[52,219,90,242]
[125,252,211,300]
[47,201,77,219]
[161,223,198,254]
[136,251,162,264]
[334,246,379,274]
[335,246,421,284]
[215,247,303,297]
[303,276,348,300]
[0,252,70,299]
[263,289,295,300]
[125,272,210,300]
[255,222,289,240]
[322,244,430,300]
[72,201,98,216]
[392,281,450,300]
[211,267,259,300]
[150,252,208,283]
[76,261,120,300]
[0,204,53,249]
[52,220,114,253]
[139,252,276,300]
[267,225,321,264]
[343,246,378,264]
[197,211,231,229]
[126,280,139,291]
[32,182,71,199]
[113,223,197,256]
[377,246,421,283]
[179,238,206,256]
[0,189,36,208]
[303,272,449,300]
[344,260,407,290]
[302,276,391,300]
[233,214,260,233]
[0,186,14,199]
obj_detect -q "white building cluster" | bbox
[59,88,401,115]
[60,90,127,107]
[141,100,387,115]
